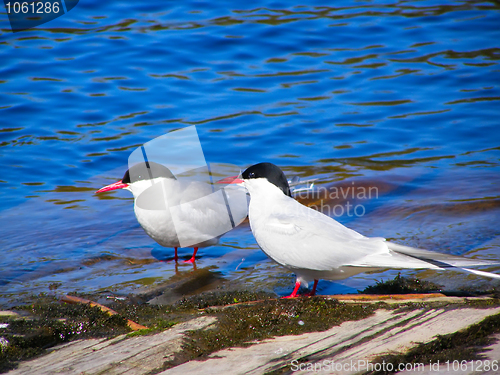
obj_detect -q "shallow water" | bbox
[1,1,500,305]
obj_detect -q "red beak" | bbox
[95,180,129,194]
[216,175,244,184]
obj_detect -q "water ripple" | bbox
[0,0,499,302]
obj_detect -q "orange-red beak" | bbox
[216,175,244,184]
[95,180,128,194]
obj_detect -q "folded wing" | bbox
[260,197,500,279]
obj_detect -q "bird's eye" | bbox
[249,172,256,178]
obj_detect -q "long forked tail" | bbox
[460,268,500,280]
[386,242,500,280]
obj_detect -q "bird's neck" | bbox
[245,179,286,200]
[246,179,291,221]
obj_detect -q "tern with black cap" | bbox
[97,161,247,263]
[240,162,500,298]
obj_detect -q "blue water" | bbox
[1,1,500,305]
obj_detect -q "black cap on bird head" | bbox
[242,162,292,197]
[122,161,176,184]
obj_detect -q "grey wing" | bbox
[256,198,500,278]
[257,199,470,271]
[254,200,389,271]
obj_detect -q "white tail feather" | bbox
[387,242,500,268]
[385,241,500,279]
[460,268,500,280]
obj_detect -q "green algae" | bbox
[126,320,176,338]
[360,274,443,294]
[172,290,276,310]
[115,304,176,338]
[464,297,500,309]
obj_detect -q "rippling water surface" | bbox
[1,1,500,305]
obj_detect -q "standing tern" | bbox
[238,162,500,298]
[96,161,247,263]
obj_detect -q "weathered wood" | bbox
[7,316,216,375]
[159,307,500,375]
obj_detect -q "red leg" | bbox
[282,280,301,298]
[184,247,198,263]
[305,280,318,296]
[174,247,178,262]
